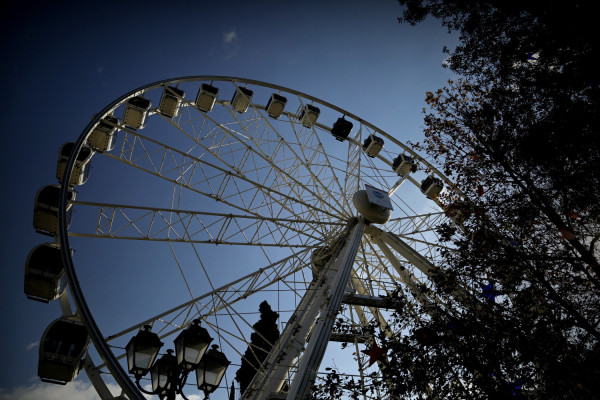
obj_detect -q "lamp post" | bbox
[196,345,231,399]
[126,321,230,400]
[150,350,177,399]
[126,325,163,380]
[174,319,213,370]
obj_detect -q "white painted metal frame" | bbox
[50,76,469,400]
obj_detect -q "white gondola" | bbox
[56,143,94,187]
[299,104,320,128]
[123,96,151,130]
[33,185,75,236]
[38,316,90,384]
[363,134,384,158]
[265,93,287,118]
[231,87,253,113]
[392,154,416,176]
[87,115,119,152]
[420,175,444,199]
[24,243,68,303]
[159,86,185,118]
[331,116,353,141]
[196,83,219,112]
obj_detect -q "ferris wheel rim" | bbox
[55,75,457,399]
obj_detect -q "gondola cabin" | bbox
[265,93,287,118]
[363,135,384,157]
[24,243,67,303]
[331,116,353,141]
[123,96,151,130]
[392,154,416,176]
[38,316,90,384]
[159,86,185,118]
[87,115,119,152]
[420,175,444,199]
[231,87,253,113]
[196,83,219,112]
[33,185,75,236]
[56,143,93,187]
[299,104,320,128]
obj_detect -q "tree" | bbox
[313,2,600,398]
[235,301,281,396]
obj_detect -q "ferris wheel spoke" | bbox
[241,91,352,217]
[164,104,346,219]
[284,108,352,217]
[105,246,312,343]
[343,127,363,198]
[364,231,464,315]
[361,234,432,307]
[347,271,392,334]
[108,128,342,225]
[387,211,447,236]
[197,296,289,375]
[69,201,335,246]
[146,298,269,366]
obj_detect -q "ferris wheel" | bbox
[26,76,464,400]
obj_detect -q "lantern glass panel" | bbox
[151,352,176,392]
[196,361,228,393]
[174,320,212,368]
[126,337,160,376]
[134,346,157,370]
[184,345,204,366]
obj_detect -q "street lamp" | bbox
[151,350,177,398]
[174,319,213,370]
[196,345,231,398]
[126,325,163,379]
[126,321,229,400]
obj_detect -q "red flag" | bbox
[477,184,484,196]
[361,341,385,367]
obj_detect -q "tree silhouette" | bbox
[235,301,280,396]
[312,2,600,398]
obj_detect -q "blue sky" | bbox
[0,1,457,399]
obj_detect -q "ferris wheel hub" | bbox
[352,189,391,224]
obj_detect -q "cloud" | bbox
[25,342,38,351]
[0,381,207,400]
[0,381,119,400]
[223,30,238,43]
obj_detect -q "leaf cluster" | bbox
[315,2,600,398]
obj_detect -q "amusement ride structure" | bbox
[26,76,464,399]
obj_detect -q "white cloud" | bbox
[0,381,208,400]
[0,381,119,400]
[25,342,39,351]
[223,30,238,43]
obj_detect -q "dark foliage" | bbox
[235,301,280,395]
[313,1,600,398]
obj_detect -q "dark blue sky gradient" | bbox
[0,1,456,397]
